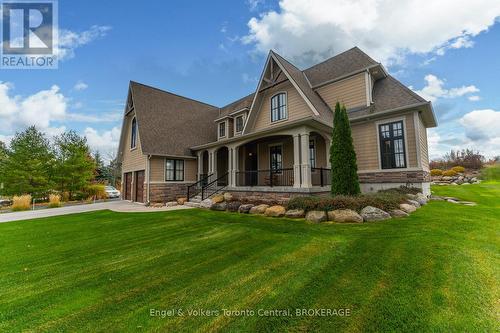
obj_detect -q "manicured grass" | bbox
[0,184,498,332]
[481,164,500,181]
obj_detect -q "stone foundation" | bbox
[227,190,330,205]
[358,170,431,183]
[149,183,188,203]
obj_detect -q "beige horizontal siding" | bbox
[150,156,197,182]
[122,113,147,173]
[316,72,367,110]
[351,113,417,170]
[252,80,313,132]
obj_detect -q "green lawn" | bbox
[0,184,498,332]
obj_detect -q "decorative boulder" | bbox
[238,204,254,214]
[360,206,391,222]
[200,199,214,209]
[165,201,178,207]
[177,197,187,205]
[249,204,269,214]
[390,209,409,218]
[305,211,327,223]
[151,203,164,208]
[406,193,417,200]
[223,192,233,202]
[212,195,224,203]
[285,209,305,218]
[227,201,242,212]
[265,205,286,217]
[327,209,363,223]
[211,202,227,211]
[415,193,428,205]
[399,203,416,213]
[407,199,421,208]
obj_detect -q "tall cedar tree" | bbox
[54,131,95,200]
[330,102,361,195]
[0,141,7,195]
[2,127,55,197]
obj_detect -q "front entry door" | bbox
[245,144,258,186]
[135,170,145,203]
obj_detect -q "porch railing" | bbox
[202,172,229,200]
[235,168,294,187]
[311,167,331,187]
[187,173,213,201]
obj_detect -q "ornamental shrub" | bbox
[442,169,458,177]
[430,169,443,176]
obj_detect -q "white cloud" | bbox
[243,0,500,66]
[247,0,265,11]
[412,74,479,102]
[460,109,500,141]
[73,81,88,91]
[55,25,111,61]
[84,126,121,159]
[468,95,481,102]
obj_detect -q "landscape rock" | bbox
[407,199,421,208]
[177,197,187,205]
[238,204,254,213]
[447,199,459,204]
[430,196,445,201]
[285,209,305,218]
[223,192,233,202]
[200,199,214,209]
[151,203,164,208]
[305,210,327,223]
[249,204,269,214]
[211,202,227,211]
[327,209,363,223]
[390,209,409,218]
[212,195,224,203]
[406,193,417,200]
[227,201,241,212]
[458,201,477,206]
[265,205,286,217]
[399,203,417,213]
[415,193,428,205]
[360,206,391,222]
[165,201,178,207]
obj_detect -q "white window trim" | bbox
[218,120,227,140]
[270,91,288,123]
[268,142,284,170]
[234,114,245,134]
[375,116,409,171]
[164,158,185,182]
[309,137,317,168]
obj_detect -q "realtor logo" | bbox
[1,0,58,69]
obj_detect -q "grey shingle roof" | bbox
[129,81,219,156]
[219,93,254,117]
[303,47,378,87]
[372,75,427,112]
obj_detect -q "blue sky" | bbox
[1,0,499,160]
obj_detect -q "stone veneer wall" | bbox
[149,183,188,203]
[358,170,431,183]
[227,190,330,205]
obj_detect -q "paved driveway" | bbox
[0,201,192,223]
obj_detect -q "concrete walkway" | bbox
[0,201,192,223]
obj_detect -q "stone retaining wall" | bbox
[359,170,431,183]
[227,190,330,205]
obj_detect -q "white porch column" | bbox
[325,138,331,168]
[232,146,239,187]
[293,134,301,188]
[197,151,203,181]
[300,132,312,187]
[228,146,234,186]
[212,149,218,179]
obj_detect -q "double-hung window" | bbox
[219,122,226,138]
[235,116,244,133]
[130,117,137,149]
[165,159,184,181]
[309,139,316,168]
[379,121,406,169]
[269,145,283,172]
[271,93,287,122]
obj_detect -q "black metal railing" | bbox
[202,172,229,200]
[311,167,331,187]
[187,173,213,201]
[235,168,294,187]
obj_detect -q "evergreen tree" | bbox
[93,151,108,182]
[330,102,360,195]
[2,127,54,197]
[54,131,95,199]
[0,141,8,195]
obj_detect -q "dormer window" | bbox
[235,115,244,133]
[219,122,226,138]
[130,117,137,149]
[271,93,287,122]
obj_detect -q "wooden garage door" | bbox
[124,172,132,200]
[135,170,145,203]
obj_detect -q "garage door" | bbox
[135,170,145,203]
[124,172,132,200]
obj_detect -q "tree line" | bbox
[0,126,121,200]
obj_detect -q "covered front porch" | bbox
[195,126,332,193]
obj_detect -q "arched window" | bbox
[130,117,137,149]
[271,93,287,122]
